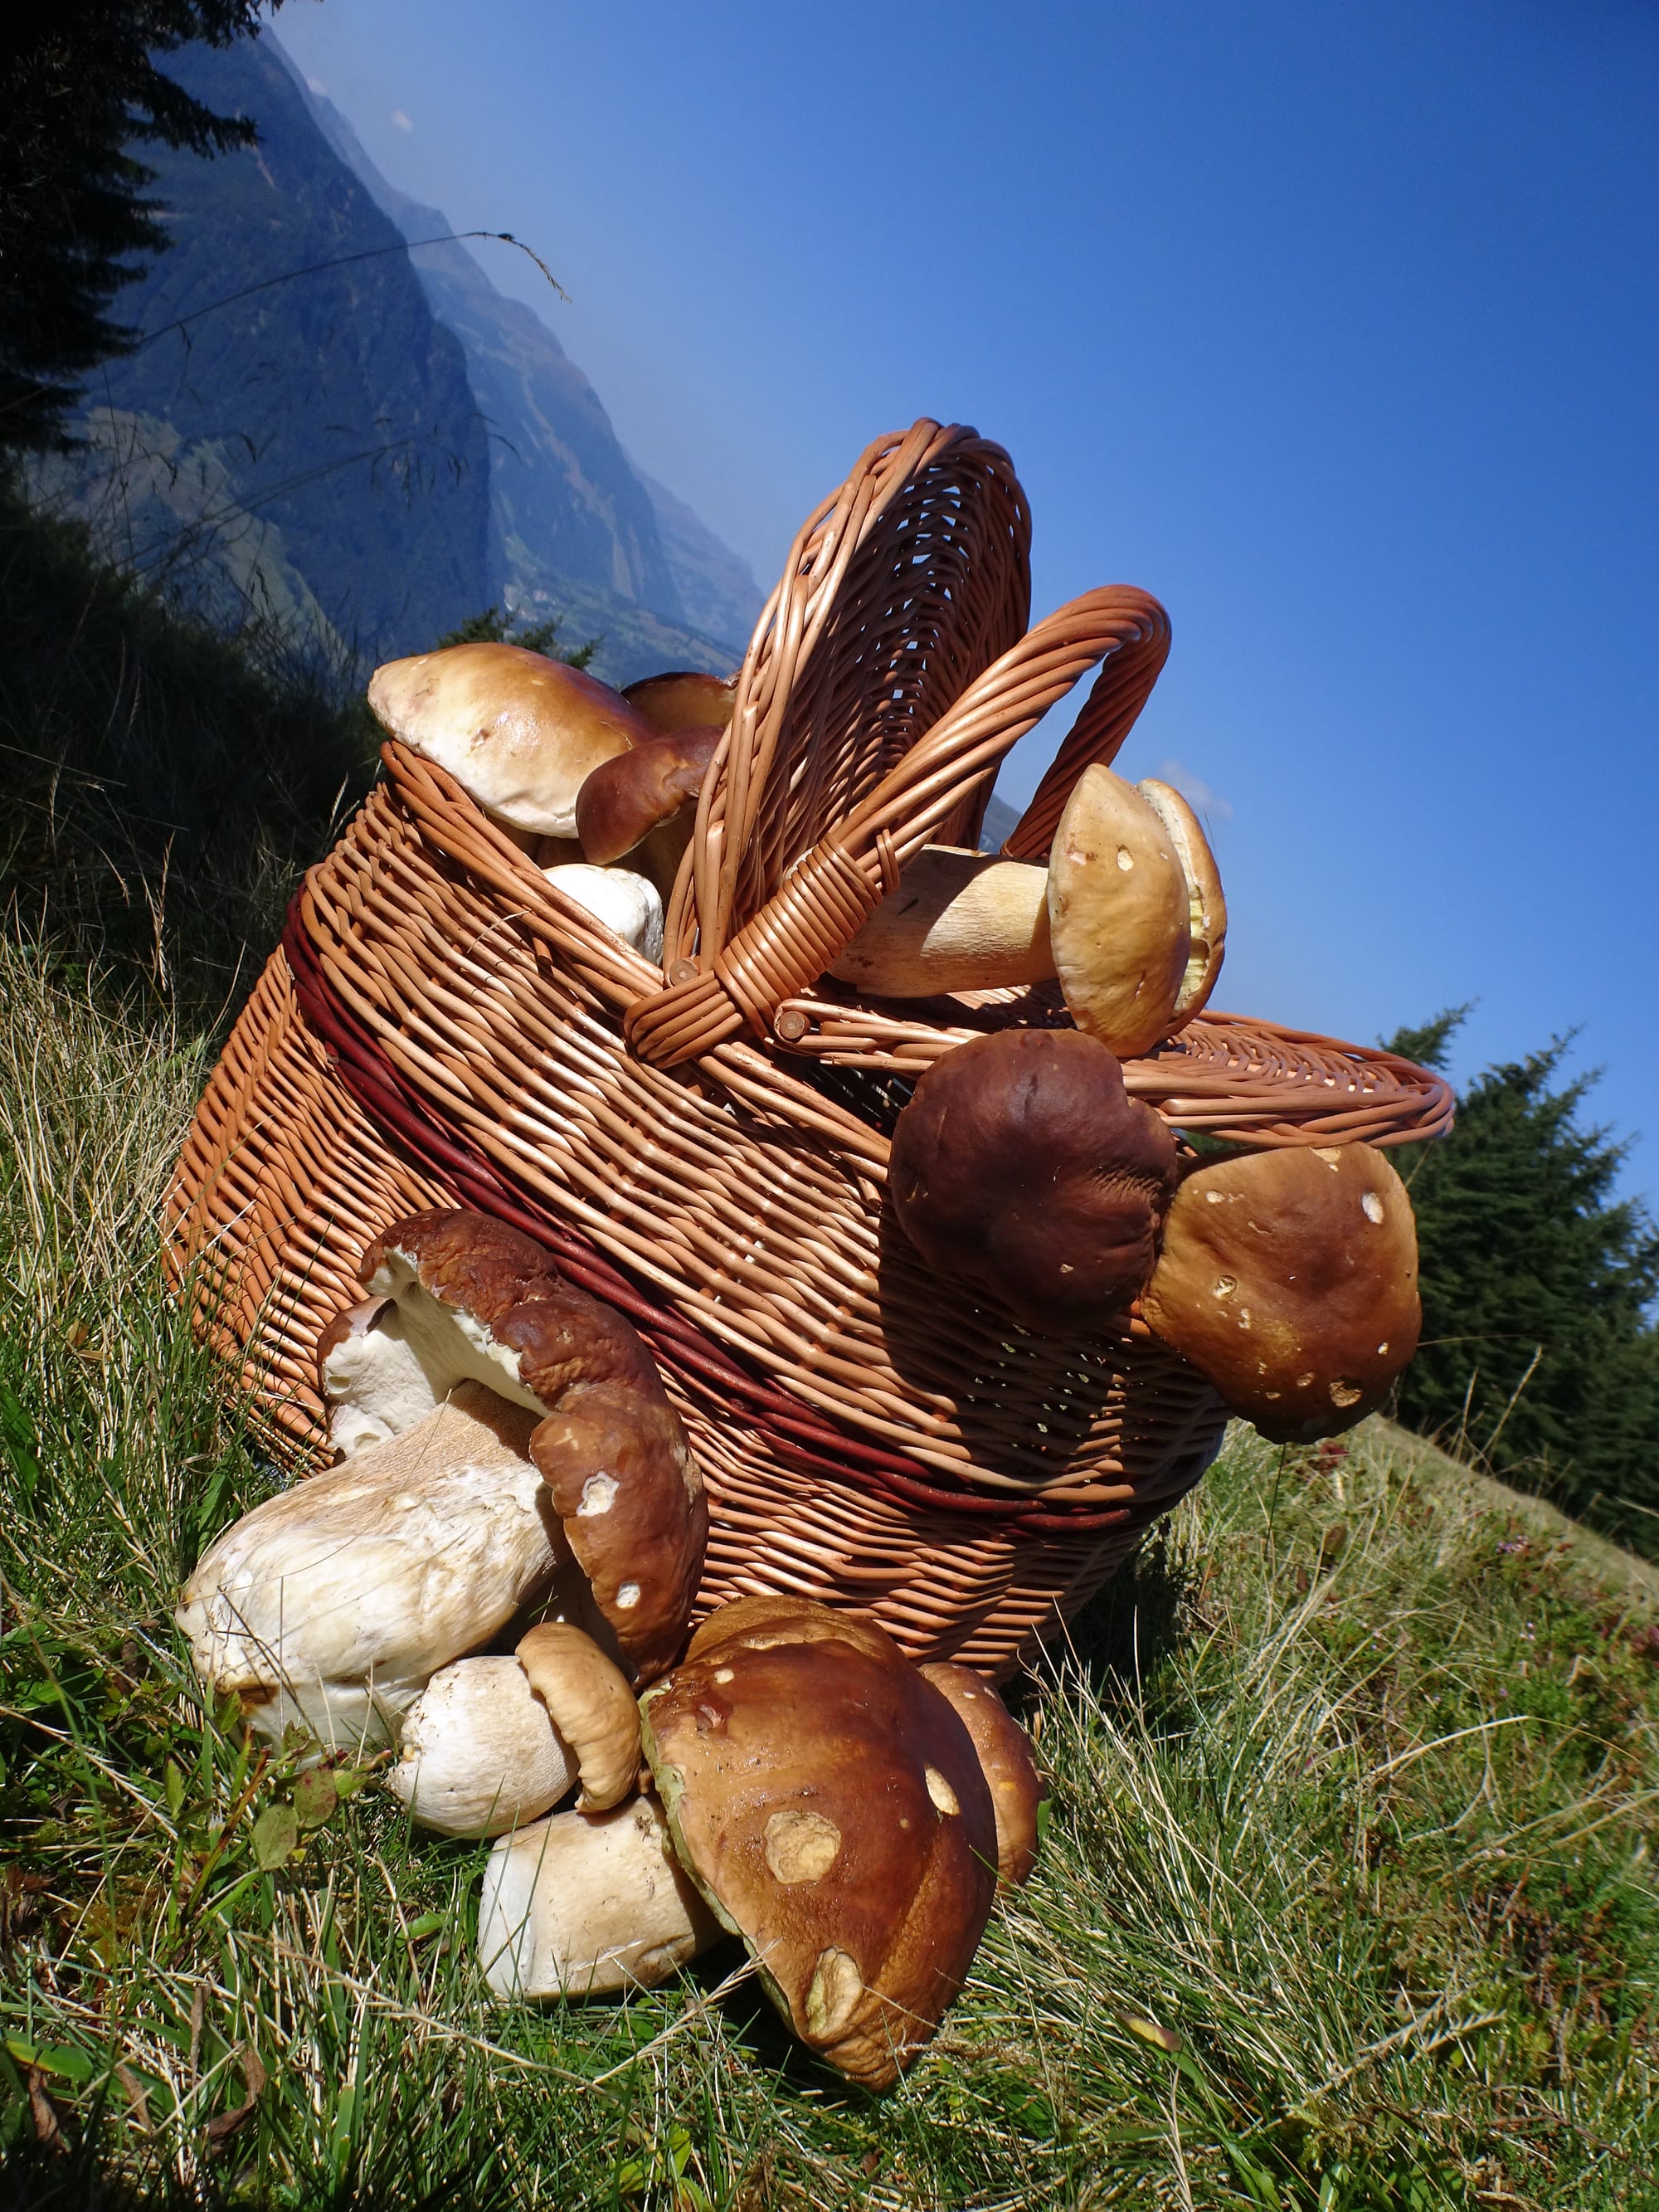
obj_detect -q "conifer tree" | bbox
[1,3,284,454]
[1387,1011,1659,1552]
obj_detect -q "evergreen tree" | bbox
[0,2,283,454]
[1387,1010,1659,1553]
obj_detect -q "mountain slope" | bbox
[55,35,495,661]
[291,52,764,670]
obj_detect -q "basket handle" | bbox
[624,586,1169,1068]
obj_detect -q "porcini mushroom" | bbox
[888,1028,1180,1334]
[639,1596,998,2089]
[479,1794,720,1999]
[318,1209,706,1682]
[178,1382,561,1752]
[918,1664,1045,1890]
[387,1654,577,1838]
[367,643,654,840]
[573,726,722,900]
[1140,1143,1422,1443]
[621,669,737,735]
[387,1620,642,1836]
[539,860,664,961]
[1133,778,1227,1030]
[830,767,1213,1057]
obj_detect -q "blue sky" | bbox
[276,0,1659,1203]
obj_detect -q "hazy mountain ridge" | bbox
[47,35,496,661]
[290,49,765,670]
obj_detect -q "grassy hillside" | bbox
[0,930,1653,2209]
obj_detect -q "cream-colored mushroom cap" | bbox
[1134,778,1227,1030]
[367,643,651,839]
[387,1655,577,1839]
[478,1795,720,1999]
[1048,767,1191,1057]
[177,1383,563,1754]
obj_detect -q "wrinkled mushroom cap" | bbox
[621,670,737,735]
[1048,767,1191,1057]
[178,1383,557,1752]
[918,1664,1044,1890]
[1141,1143,1421,1443]
[888,1028,1180,1334]
[640,1596,997,2089]
[368,644,651,838]
[326,1209,705,1681]
[1134,778,1227,1030]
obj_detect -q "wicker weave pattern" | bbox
[167,419,1449,1679]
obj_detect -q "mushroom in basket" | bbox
[1140,1143,1422,1442]
[831,767,1226,1055]
[888,1027,1180,1335]
[178,1211,706,1753]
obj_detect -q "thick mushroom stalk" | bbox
[318,1210,707,1683]
[829,768,1223,1055]
[178,1383,563,1752]
[478,1795,720,1999]
[539,862,664,962]
[387,1654,577,1838]
[639,1596,998,2090]
[367,643,654,840]
[1141,1143,1422,1443]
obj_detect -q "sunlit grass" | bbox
[2,934,1656,2210]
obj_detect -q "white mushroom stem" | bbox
[828,770,1214,1060]
[387,1655,577,1838]
[828,850,1052,998]
[540,863,664,962]
[479,1795,720,1998]
[177,1383,566,1754]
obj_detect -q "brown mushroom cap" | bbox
[347,1209,707,1680]
[574,725,722,867]
[639,1596,997,2089]
[1134,778,1227,1030]
[367,644,652,838]
[1048,767,1191,1056]
[918,1664,1044,1890]
[1141,1143,1422,1443]
[621,670,737,736]
[888,1028,1180,1334]
[514,1621,640,1812]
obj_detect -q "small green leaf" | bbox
[293,1769,338,1831]
[406,1912,450,1943]
[332,1766,368,1800]
[5,2035,95,2083]
[252,1805,299,1869]
[1034,1795,1053,1846]
[163,1758,187,1818]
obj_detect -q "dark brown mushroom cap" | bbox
[1140,1144,1421,1444]
[362,1210,705,1680]
[574,726,722,866]
[918,1664,1044,1889]
[621,670,737,735]
[888,1028,1180,1335]
[639,1596,997,2090]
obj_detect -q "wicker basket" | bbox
[166,421,1452,1679]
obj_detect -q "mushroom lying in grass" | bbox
[478,1793,720,1999]
[830,767,1224,1056]
[888,1027,1180,1334]
[178,1382,557,1752]
[1140,1143,1421,1442]
[387,1621,641,1837]
[367,643,653,842]
[918,1663,1045,1891]
[319,1208,706,1683]
[637,1594,1003,2089]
